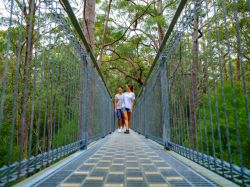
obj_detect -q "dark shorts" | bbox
[125,108,131,112]
[116,109,124,119]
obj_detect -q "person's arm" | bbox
[130,93,135,112]
[130,100,135,112]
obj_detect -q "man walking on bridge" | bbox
[114,86,125,133]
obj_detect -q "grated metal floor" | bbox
[31,130,218,187]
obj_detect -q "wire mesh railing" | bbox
[132,0,250,185]
[0,0,114,185]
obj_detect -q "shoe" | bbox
[124,129,130,134]
[118,128,122,133]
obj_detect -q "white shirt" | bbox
[124,92,135,109]
[115,93,124,109]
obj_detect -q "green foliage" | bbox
[197,81,250,168]
[95,0,178,95]
[0,121,19,166]
[145,15,166,26]
[163,0,250,174]
[0,18,81,167]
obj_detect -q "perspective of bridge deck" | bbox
[17,131,223,187]
[0,0,249,186]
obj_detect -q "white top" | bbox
[124,92,135,109]
[115,93,124,109]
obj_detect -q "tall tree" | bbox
[83,0,96,50]
[82,0,97,138]
[14,0,37,157]
[98,0,112,65]
[156,0,164,43]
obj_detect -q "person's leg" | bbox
[120,109,123,127]
[116,110,121,129]
[118,118,121,129]
[121,116,125,128]
[118,118,123,132]
[123,111,129,129]
[127,111,131,129]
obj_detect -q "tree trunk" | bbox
[189,15,199,146]
[203,63,207,93]
[17,0,36,159]
[236,54,240,81]
[222,53,228,81]
[156,0,164,43]
[83,0,96,50]
[98,0,112,65]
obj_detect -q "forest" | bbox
[0,0,249,183]
[165,0,250,169]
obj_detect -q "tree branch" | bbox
[102,2,153,48]
[15,0,28,16]
[109,66,143,85]
[131,28,159,51]
[107,48,143,70]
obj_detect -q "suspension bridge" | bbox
[0,0,249,186]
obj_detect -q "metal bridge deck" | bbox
[17,131,220,187]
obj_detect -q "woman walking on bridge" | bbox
[123,84,135,134]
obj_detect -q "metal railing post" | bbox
[81,54,89,150]
[160,55,170,149]
[143,93,146,136]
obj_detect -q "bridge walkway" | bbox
[15,131,235,187]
